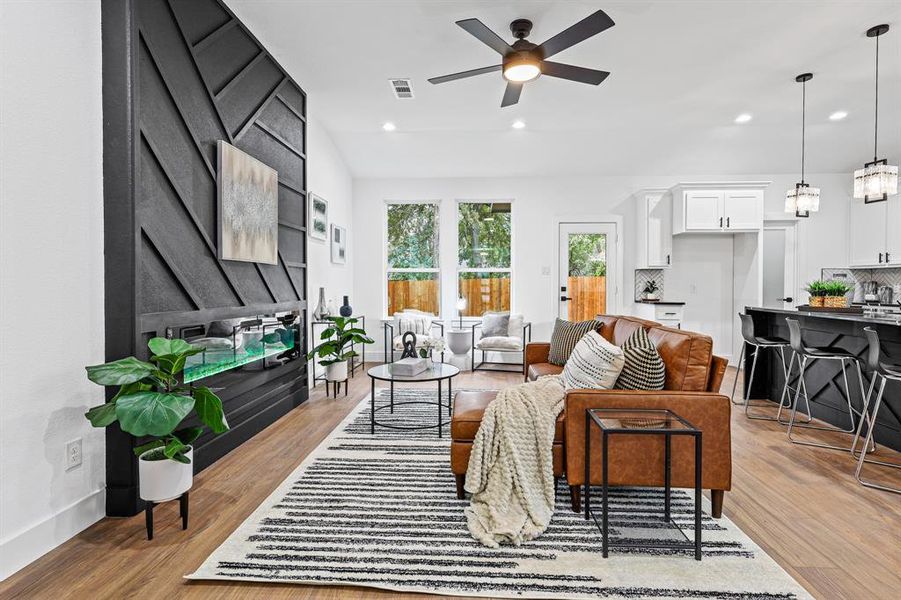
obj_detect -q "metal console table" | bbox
[584,408,703,561]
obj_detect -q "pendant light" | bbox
[853,24,898,204]
[786,73,819,218]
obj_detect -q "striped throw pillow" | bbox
[548,318,601,366]
[615,327,666,390]
[562,330,625,390]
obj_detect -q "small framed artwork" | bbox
[331,224,346,264]
[309,193,328,241]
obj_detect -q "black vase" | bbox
[339,296,352,317]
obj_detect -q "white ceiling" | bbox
[228,0,901,179]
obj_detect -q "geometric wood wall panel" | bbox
[103,0,308,516]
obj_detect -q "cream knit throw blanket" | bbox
[464,375,566,548]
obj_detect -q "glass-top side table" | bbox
[367,363,460,437]
[584,408,702,560]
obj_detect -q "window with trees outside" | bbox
[457,202,511,317]
[386,203,440,316]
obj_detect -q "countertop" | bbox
[745,306,901,326]
[635,300,686,306]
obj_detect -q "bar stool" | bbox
[784,318,870,452]
[730,313,798,422]
[850,327,900,494]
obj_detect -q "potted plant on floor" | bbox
[308,316,374,382]
[805,280,828,307]
[83,338,229,503]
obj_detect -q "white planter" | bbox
[139,447,193,502]
[325,360,348,381]
[446,329,472,355]
[644,292,659,301]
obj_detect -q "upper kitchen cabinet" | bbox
[850,195,901,267]
[636,189,673,268]
[672,182,768,234]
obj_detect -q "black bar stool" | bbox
[851,327,900,494]
[731,313,798,422]
[784,318,870,452]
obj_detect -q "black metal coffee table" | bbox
[584,408,702,560]
[367,363,459,437]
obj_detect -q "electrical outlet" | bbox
[541,265,550,276]
[65,438,82,470]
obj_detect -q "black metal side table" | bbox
[584,408,702,560]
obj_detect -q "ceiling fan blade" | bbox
[537,9,615,59]
[501,82,522,107]
[456,18,514,55]
[428,64,502,85]
[541,61,610,85]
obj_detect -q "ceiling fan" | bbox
[428,10,615,107]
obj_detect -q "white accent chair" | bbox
[471,312,531,373]
[383,310,445,363]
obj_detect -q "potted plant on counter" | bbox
[805,280,828,307]
[84,338,229,504]
[308,316,374,382]
[643,280,660,301]
[823,280,853,308]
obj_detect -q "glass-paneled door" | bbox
[559,223,617,320]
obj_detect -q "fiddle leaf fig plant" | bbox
[84,337,229,464]
[307,316,374,366]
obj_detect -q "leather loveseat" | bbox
[450,315,731,517]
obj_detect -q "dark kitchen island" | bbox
[743,306,901,451]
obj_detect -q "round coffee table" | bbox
[367,363,460,437]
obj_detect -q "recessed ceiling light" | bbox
[829,110,848,121]
[512,120,526,129]
[382,122,396,132]
[734,113,752,124]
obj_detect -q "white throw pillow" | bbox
[394,311,432,336]
[562,330,625,391]
[508,313,524,338]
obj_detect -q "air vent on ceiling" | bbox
[389,78,414,99]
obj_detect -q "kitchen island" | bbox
[743,306,900,451]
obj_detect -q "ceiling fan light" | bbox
[503,61,540,82]
[853,160,898,202]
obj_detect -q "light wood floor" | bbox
[2,366,899,599]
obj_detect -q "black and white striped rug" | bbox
[189,389,811,599]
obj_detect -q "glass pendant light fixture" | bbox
[853,24,898,204]
[786,73,819,218]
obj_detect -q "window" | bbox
[386,202,439,316]
[457,202,511,317]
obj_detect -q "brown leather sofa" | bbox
[450,315,730,517]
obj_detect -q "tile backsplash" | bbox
[634,268,664,301]
[821,267,901,303]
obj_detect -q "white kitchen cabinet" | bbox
[684,191,722,230]
[636,190,673,268]
[849,196,896,267]
[723,190,762,230]
[632,302,683,328]
[887,196,901,266]
[672,183,768,234]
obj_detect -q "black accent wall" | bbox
[102,0,309,516]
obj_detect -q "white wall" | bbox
[353,172,856,361]
[0,0,105,580]
[306,116,355,373]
